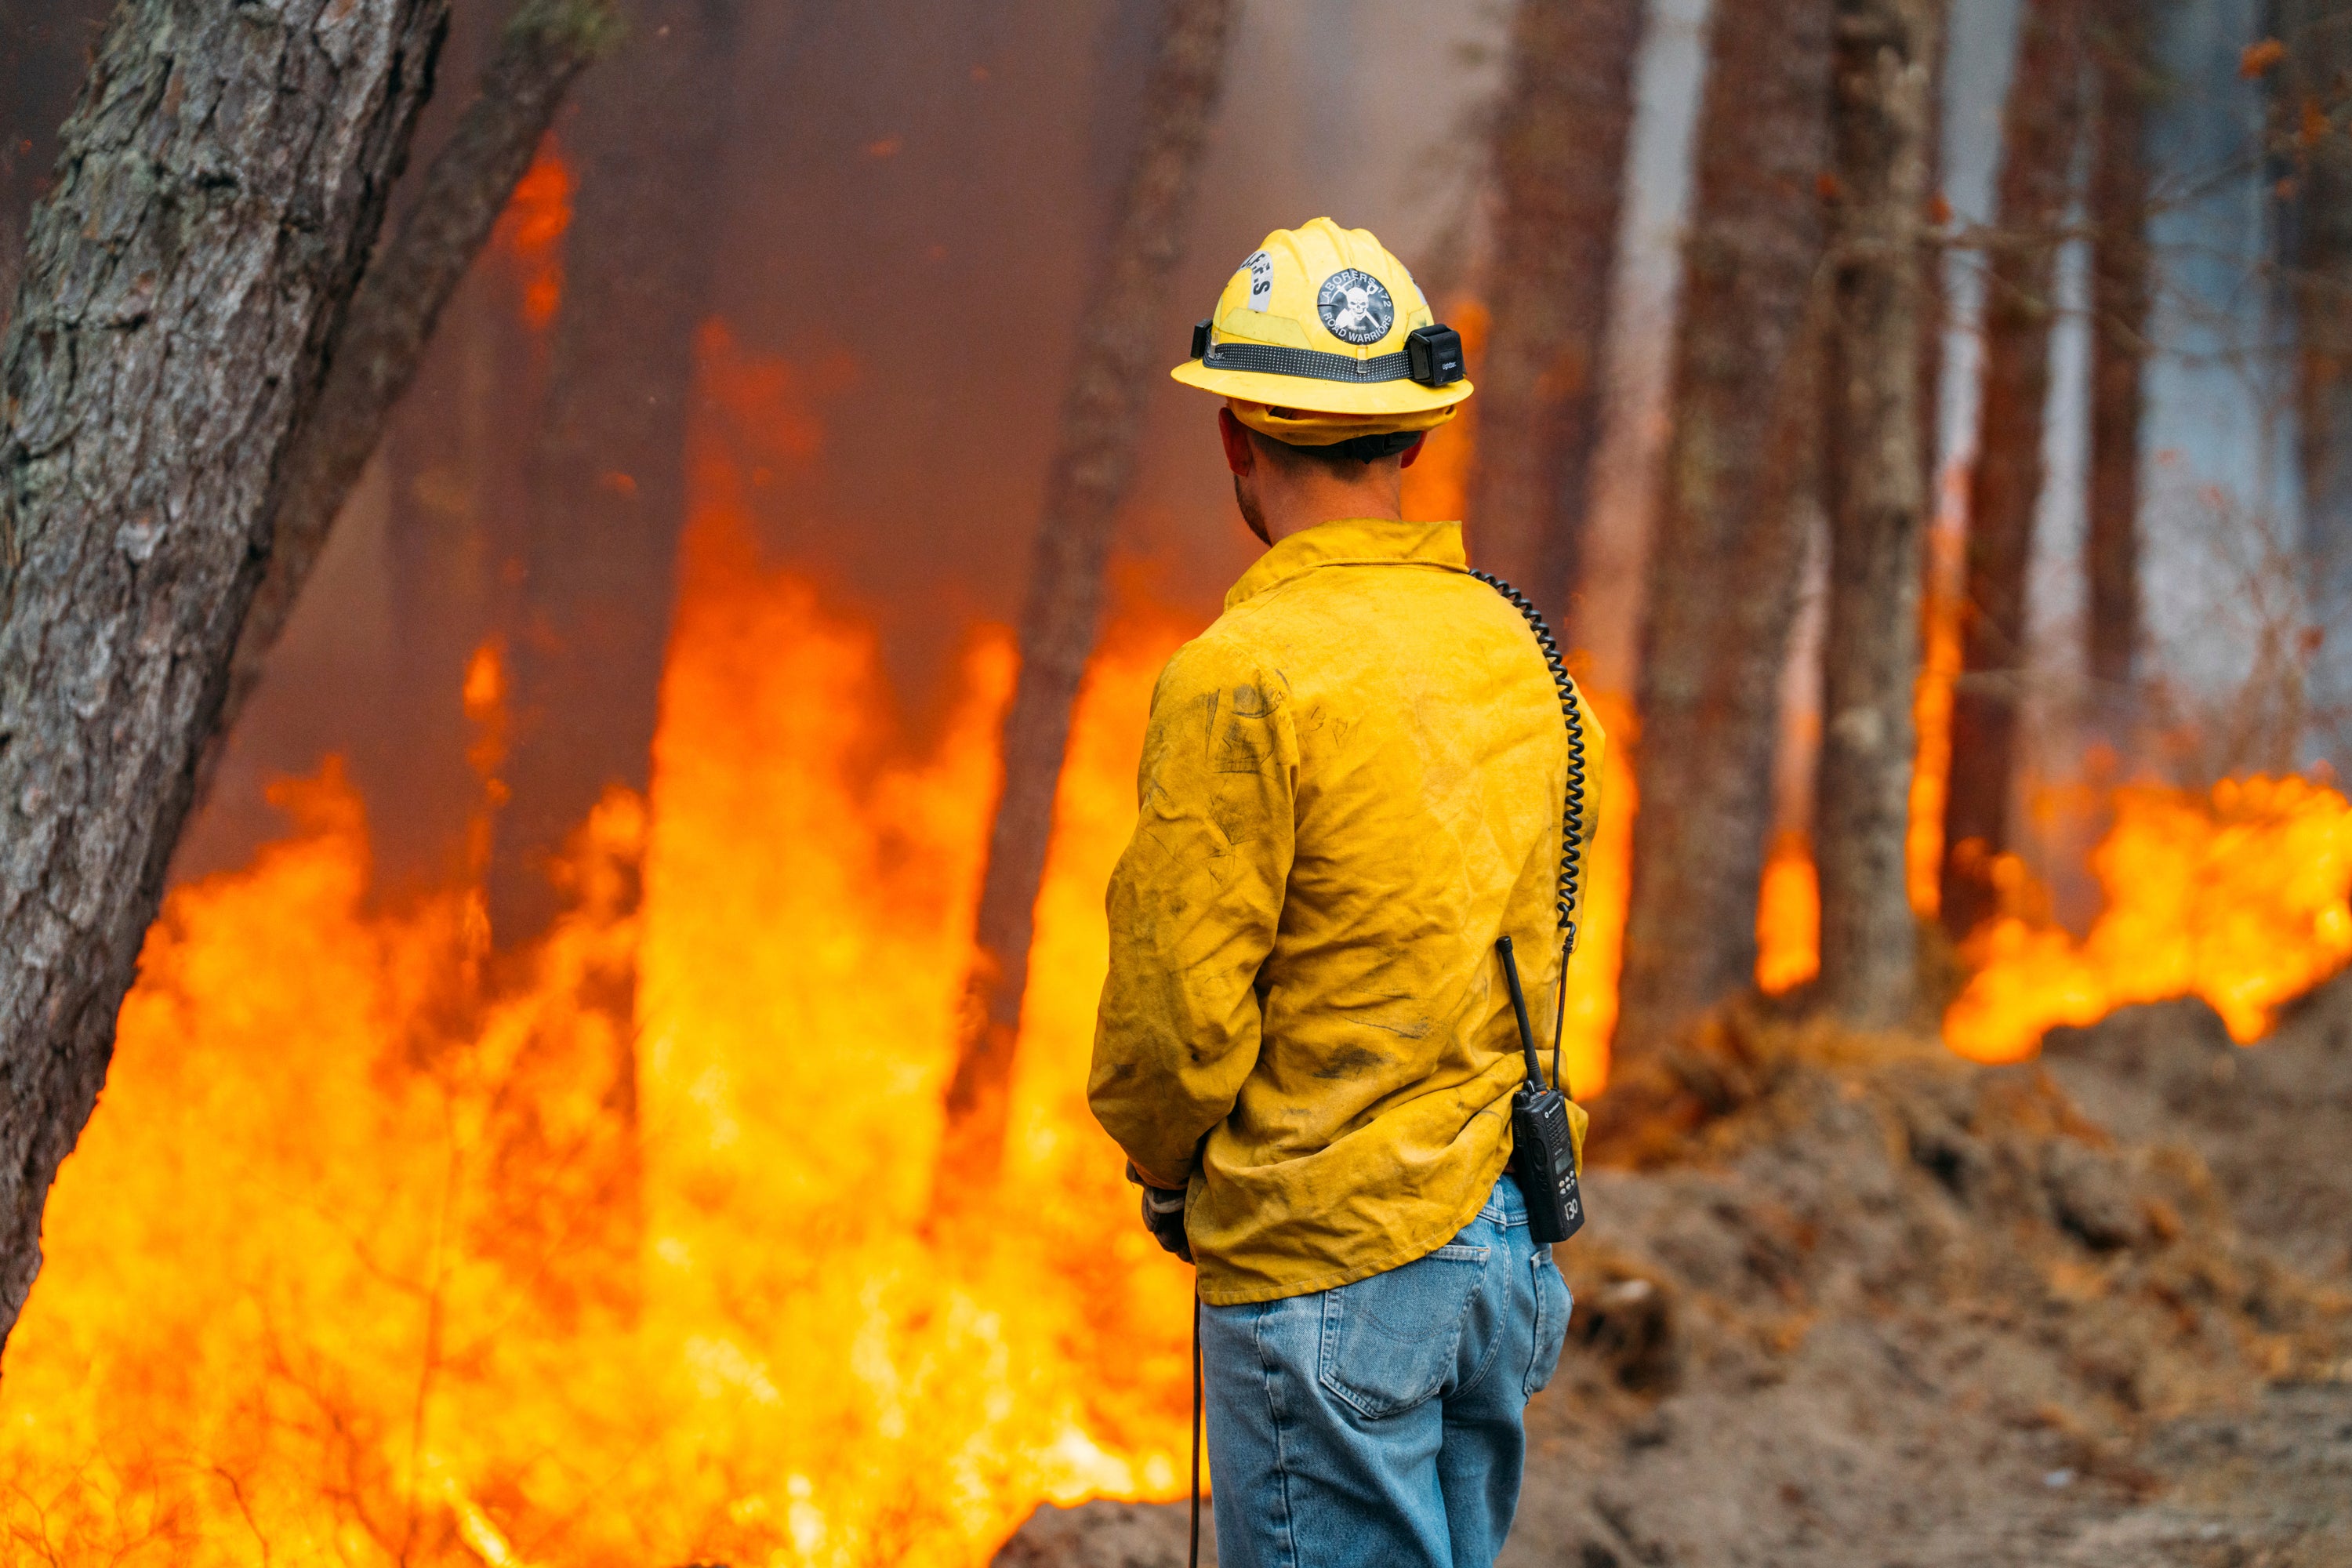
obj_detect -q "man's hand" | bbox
[1127,1163,1194,1263]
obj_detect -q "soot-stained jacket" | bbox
[1087,517,1603,1306]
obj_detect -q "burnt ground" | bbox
[996,974,2352,1568]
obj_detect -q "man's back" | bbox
[1089,516,1604,1305]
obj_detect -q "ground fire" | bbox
[3,325,2348,1565]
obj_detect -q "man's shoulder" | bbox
[1152,616,1287,714]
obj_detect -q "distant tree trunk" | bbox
[384,239,543,870]
[488,0,740,942]
[2279,1,2352,771]
[1814,0,1941,1029]
[0,0,446,1352]
[1940,0,2087,941]
[1614,0,1838,1059]
[2085,0,2152,751]
[1471,0,1645,633]
[1920,13,1951,495]
[938,0,1238,1185]
[206,0,618,785]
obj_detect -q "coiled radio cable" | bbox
[1472,569,1594,1087]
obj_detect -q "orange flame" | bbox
[1755,829,1820,995]
[1745,495,1944,997]
[1945,775,2352,1059]
[494,140,575,332]
[1907,521,1965,917]
[1554,691,1636,1098]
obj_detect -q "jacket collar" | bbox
[1224,518,1468,611]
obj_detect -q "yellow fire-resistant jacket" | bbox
[1088,517,1604,1305]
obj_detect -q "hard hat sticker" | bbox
[1317,269,1394,346]
[1245,249,1273,312]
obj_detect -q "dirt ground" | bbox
[996,974,2352,1567]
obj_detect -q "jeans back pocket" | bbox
[1317,1243,1490,1419]
[1523,1247,1573,1396]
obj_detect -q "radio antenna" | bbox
[1497,935,1546,1091]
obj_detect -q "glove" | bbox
[1127,1163,1194,1263]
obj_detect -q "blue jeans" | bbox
[1200,1173,1573,1568]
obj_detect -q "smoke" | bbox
[147,0,2333,903]
[178,0,1514,885]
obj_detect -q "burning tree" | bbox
[1814,0,1943,1029]
[939,0,1237,1185]
[1941,0,2089,941]
[1614,0,1838,1057]
[492,0,742,944]
[0,0,448,1348]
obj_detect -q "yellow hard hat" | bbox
[1171,217,1472,448]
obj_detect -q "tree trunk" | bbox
[1470,0,1645,633]
[2279,1,2352,772]
[1919,10,1950,497]
[383,235,543,875]
[2084,0,2152,753]
[487,0,739,944]
[1613,0,1838,1058]
[1814,0,1942,1029]
[0,2,113,337]
[1940,0,2087,941]
[938,0,1238,1185]
[211,0,618,776]
[0,0,446,1352]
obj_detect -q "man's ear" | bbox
[1218,406,1256,477]
[1399,432,1428,470]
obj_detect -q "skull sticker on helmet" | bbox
[1316,269,1395,346]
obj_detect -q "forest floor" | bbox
[996,972,2352,1567]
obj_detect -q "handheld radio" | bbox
[1498,935,1584,1243]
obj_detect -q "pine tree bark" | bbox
[2085,0,2151,751]
[0,0,446,1351]
[212,0,619,773]
[1613,0,1838,1058]
[938,0,1238,1184]
[1471,0,1645,632]
[1815,0,1941,1029]
[2279,1,2352,771]
[488,0,739,942]
[1940,0,2087,940]
[0,2,114,338]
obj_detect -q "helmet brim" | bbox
[1169,358,1474,416]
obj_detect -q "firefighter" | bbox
[1087,217,1605,1568]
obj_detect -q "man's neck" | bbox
[1256,482,1403,546]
